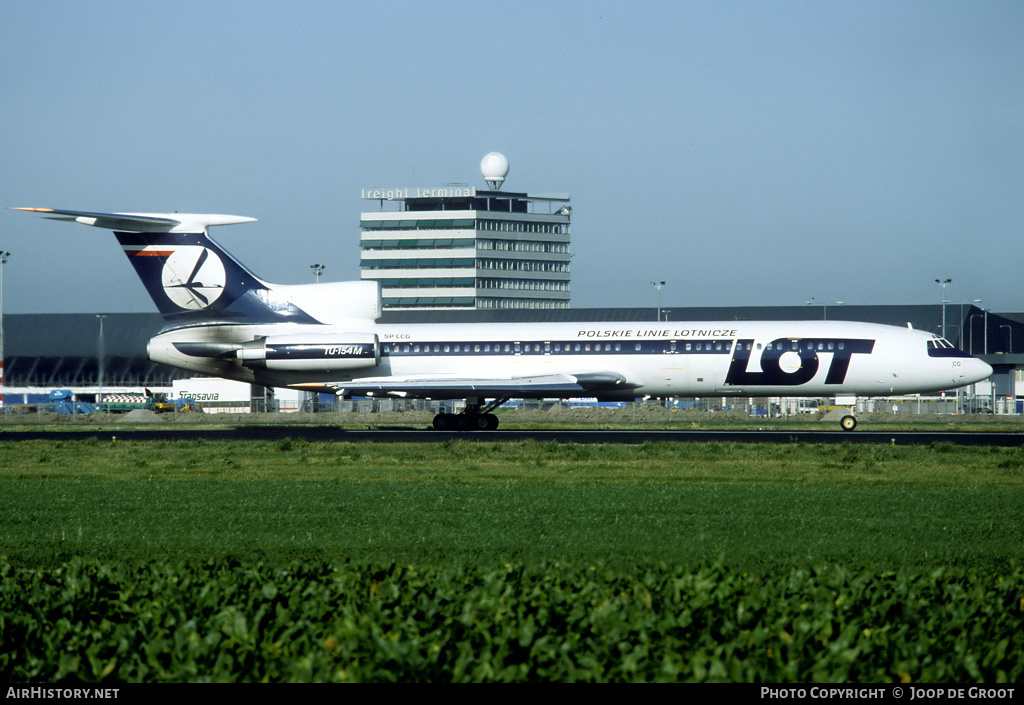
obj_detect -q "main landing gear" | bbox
[432,396,510,431]
[839,414,858,431]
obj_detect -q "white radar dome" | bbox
[480,152,509,188]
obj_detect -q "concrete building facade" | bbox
[359,156,572,310]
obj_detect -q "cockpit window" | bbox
[928,338,956,350]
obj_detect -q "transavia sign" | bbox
[362,187,476,200]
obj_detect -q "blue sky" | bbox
[2,0,1022,314]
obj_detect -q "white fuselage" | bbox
[149,318,993,400]
[17,208,994,405]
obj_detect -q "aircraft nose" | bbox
[967,356,993,384]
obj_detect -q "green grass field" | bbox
[2,438,1023,567]
[2,438,1023,681]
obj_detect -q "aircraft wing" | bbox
[297,371,639,399]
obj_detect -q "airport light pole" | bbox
[935,278,952,340]
[806,298,843,321]
[310,263,325,283]
[954,299,981,349]
[0,251,8,409]
[651,281,665,321]
[96,315,106,405]
[984,308,988,355]
[968,308,990,355]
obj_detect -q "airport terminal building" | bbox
[359,154,572,311]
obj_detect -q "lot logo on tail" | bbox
[160,246,226,310]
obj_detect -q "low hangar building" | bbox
[2,304,1021,409]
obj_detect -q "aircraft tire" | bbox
[432,412,500,431]
[432,413,456,430]
[840,414,857,432]
[471,413,498,431]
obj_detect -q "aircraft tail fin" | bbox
[14,208,321,326]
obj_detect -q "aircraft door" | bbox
[715,339,743,393]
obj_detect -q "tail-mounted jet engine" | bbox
[236,333,380,373]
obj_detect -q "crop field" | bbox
[1,438,1023,682]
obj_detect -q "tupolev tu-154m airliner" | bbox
[16,208,993,431]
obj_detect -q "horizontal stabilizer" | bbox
[13,208,256,232]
